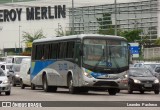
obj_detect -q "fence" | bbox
[143,47,160,60]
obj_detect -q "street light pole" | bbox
[19,25,21,55]
[71,0,74,35]
[114,0,117,36]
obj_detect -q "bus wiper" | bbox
[93,55,104,71]
[109,47,121,73]
[93,48,105,71]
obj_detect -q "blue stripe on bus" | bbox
[31,60,55,80]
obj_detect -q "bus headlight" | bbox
[15,74,20,77]
[154,79,159,84]
[134,79,141,83]
[83,72,93,78]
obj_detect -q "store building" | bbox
[0,0,159,50]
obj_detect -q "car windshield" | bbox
[83,39,128,69]
[144,64,160,69]
[129,68,153,77]
[12,65,20,72]
[6,65,12,69]
[0,69,5,76]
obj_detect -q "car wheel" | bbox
[108,88,117,95]
[140,90,144,94]
[5,91,11,95]
[154,90,159,94]
[31,83,36,90]
[128,85,133,94]
[20,80,25,89]
[12,78,16,87]
[116,89,120,93]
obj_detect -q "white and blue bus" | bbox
[31,34,129,95]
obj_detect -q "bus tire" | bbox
[31,83,36,90]
[108,88,117,95]
[43,75,50,92]
[50,86,57,92]
[68,76,77,94]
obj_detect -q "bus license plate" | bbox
[144,84,152,87]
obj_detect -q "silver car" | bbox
[0,68,11,95]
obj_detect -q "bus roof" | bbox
[33,34,126,43]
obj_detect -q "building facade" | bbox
[69,0,158,41]
[0,0,159,49]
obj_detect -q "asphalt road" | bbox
[0,86,160,110]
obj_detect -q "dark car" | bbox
[7,64,21,87]
[128,67,159,94]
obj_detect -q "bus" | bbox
[31,34,129,95]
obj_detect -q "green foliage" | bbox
[120,29,142,42]
[22,30,45,43]
[154,38,160,45]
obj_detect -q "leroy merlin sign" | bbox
[0,5,66,22]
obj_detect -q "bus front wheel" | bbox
[68,76,77,94]
[43,75,57,92]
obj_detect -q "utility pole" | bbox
[72,0,74,35]
[19,25,21,55]
[114,0,117,36]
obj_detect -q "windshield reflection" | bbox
[83,39,128,69]
[129,69,153,77]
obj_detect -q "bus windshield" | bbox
[83,39,128,69]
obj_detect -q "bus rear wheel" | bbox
[43,75,57,92]
[108,88,117,95]
[43,75,50,92]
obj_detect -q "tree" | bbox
[154,38,160,45]
[120,29,142,42]
[22,30,45,43]
[22,30,45,55]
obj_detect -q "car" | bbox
[6,56,30,64]
[0,68,11,95]
[7,64,21,87]
[117,77,128,92]
[133,62,160,69]
[0,63,12,75]
[128,67,159,94]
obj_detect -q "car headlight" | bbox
[2,80,9,84]
[134,79,141,83]
[154,79,159,84]
[15,74,20,77]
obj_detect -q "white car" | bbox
[0,68,11,95]
[0,63,12,76]
[133,62,160,69]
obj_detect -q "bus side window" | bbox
[74,42,81,66]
